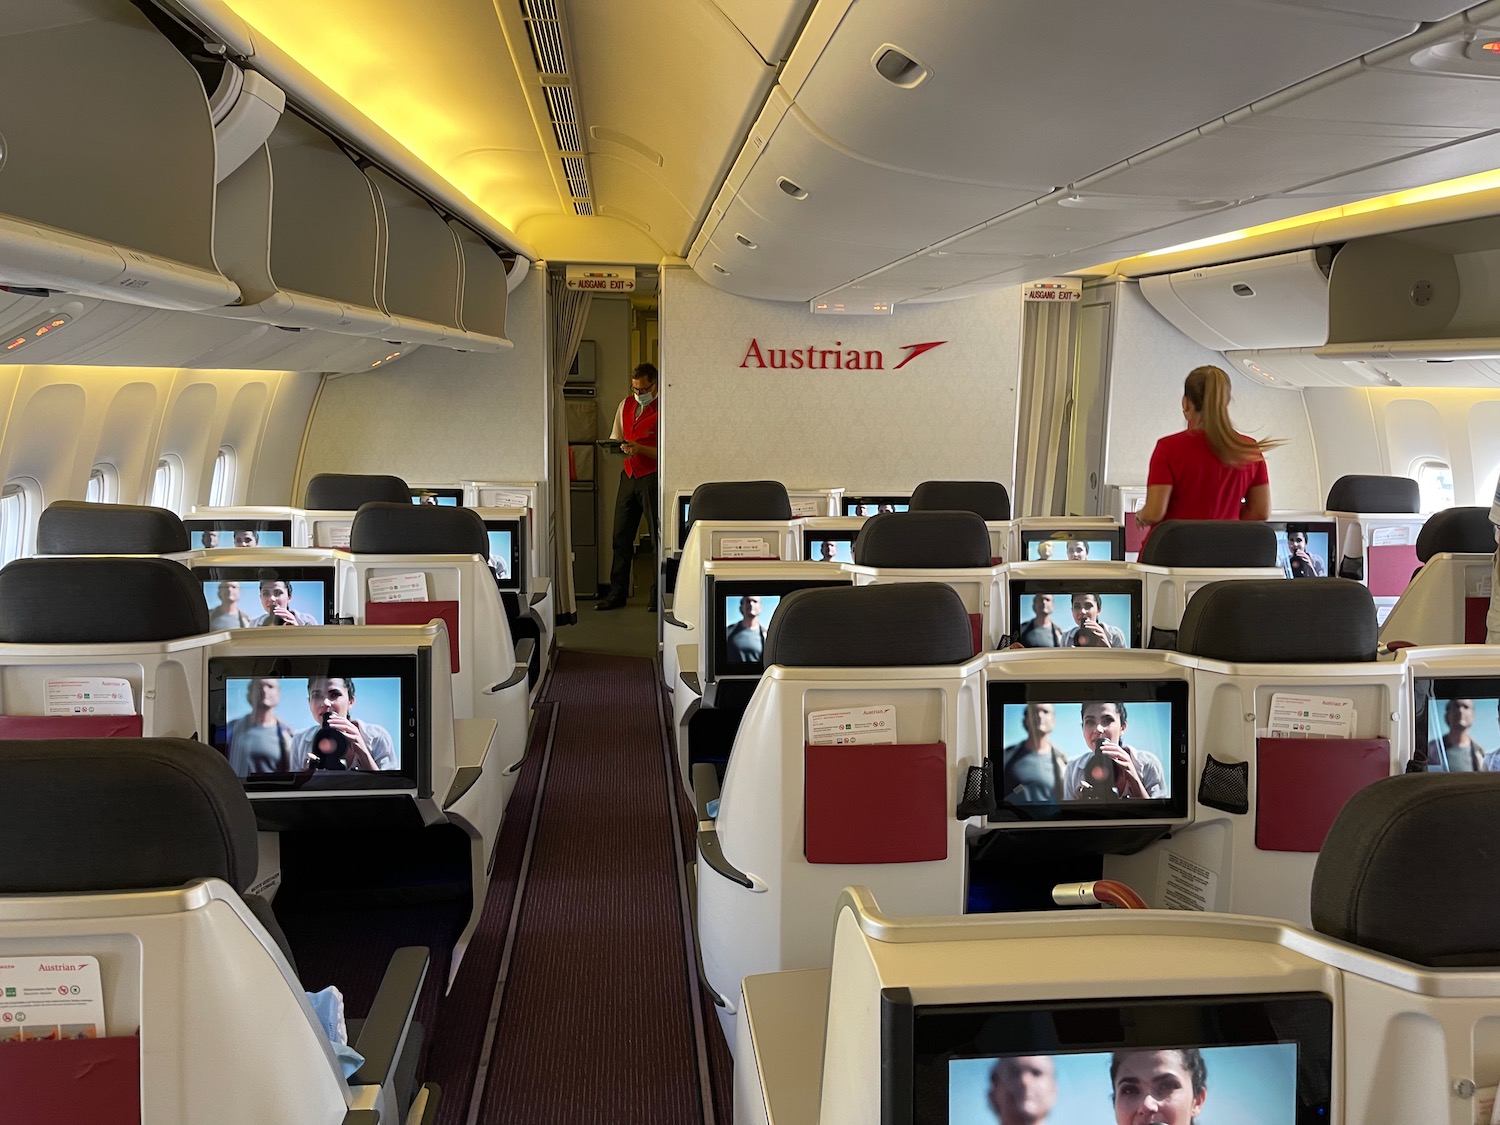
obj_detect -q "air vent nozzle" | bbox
[777,177,808,200]
[872,44,930,88]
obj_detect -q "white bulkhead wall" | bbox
[659,268,1023,499]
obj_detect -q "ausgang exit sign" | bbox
[565,265,636,292]
[1022,278,1082,301]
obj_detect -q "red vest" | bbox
[622,397,658,479]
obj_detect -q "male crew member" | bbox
[1063,592,1128,648]
[1016,593,1064,648]
[255,577,319,626]
[598,362,659,611]
[1067,539,1089,561]
[1429,697,1485,772]
[1283,529,1326,578]
[1001,703,1069,802]
[725,595,768,665]
[988,1055,1057,1125]
[225,677,298,775]
[292,677,395,771]
[1063,701,1166,799]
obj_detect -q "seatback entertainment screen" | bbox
[1019,527,1125,562]
[186,520,291,549]
[1009,579,1143,650]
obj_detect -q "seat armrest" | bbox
[350,946,428,1089]
[486,637,535,693]
[530,590,546,607]
[663,611,689,629]
[692,762,720,822]
[698,824,752,889]
[681,670,701,696]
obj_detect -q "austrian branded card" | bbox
[716,536,771,559]
[1267,692,1355,738]
[367,572,430,603]
[44,678,134,716]
[807,705,898,746]
[0,956,106,1042]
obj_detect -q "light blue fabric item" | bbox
[306,986,366,1079]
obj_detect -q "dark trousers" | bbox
[607,471,658,605]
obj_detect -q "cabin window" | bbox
[150,455,183,512]
[86,465,117,504]
[209,447,235,506]
[1413,459,1455,513]
[0,481,35,565]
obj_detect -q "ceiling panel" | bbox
[949,197,1230,260]
[732,106,1038,248]
[570,0,775,242]
[588,153,698,255]
[1288,131,1500,198]
[788,0,1420,187]
[708,0,818,62]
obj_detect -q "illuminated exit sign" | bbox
[1022,278,1083,302]
[565,265,636,292]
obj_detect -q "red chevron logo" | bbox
[893,340,948,369]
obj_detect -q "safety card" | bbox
[0,956,105,1041]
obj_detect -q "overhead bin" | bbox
[212,113,392,336]
[1139,248,1335,351]
[364,169,464,348]
[1226,348,1500,390]
[449,222,511,344]
[0,0,238,311]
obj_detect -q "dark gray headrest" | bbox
[37,500,189,555]
[0,738,257,894]
[853,511,992,568]
[349,502,489,555]
[305,473,411,510]
[909,480,1011,521]
[1326,474,1420,514]
[1138,520,1277,568]
[686,481,792,531]
[763,583,975,667]
[1176,578,1376,662]
[1313,774,1500,967]
[1415,506,1495,562]
[0,557,209,643]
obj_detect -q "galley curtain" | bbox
[1014,299,1078,517]
[549,272,592,623]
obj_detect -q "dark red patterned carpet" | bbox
[473,650,718,1123]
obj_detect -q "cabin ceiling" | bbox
[216,0,1500,306]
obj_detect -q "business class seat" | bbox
[1107,577,1400,926]
[1379,505,1496,647]
[306,473,413,510]
[0,556,215,739]
[695,582,982,1052]
[846,510,1002,651]
[736,778,1500,1125]
[36,499,190,555]
[908,480,1013,561]
[345,503,530,801]
[664,480,796,697]
[1325,474,1425,615]
[1135,519,1283,646]
[908,479,1011,521]
[0,737,434,1125]
[304,474,414,550]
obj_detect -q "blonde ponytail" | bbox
[1184,366,1283,465]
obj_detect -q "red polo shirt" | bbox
[1147,428,1267,522]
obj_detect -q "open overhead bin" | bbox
[0,0,239,311]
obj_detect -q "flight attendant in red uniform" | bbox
[1134,365,1281,538]
[598,362,660,610]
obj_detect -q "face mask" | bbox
[634,390,655,406]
